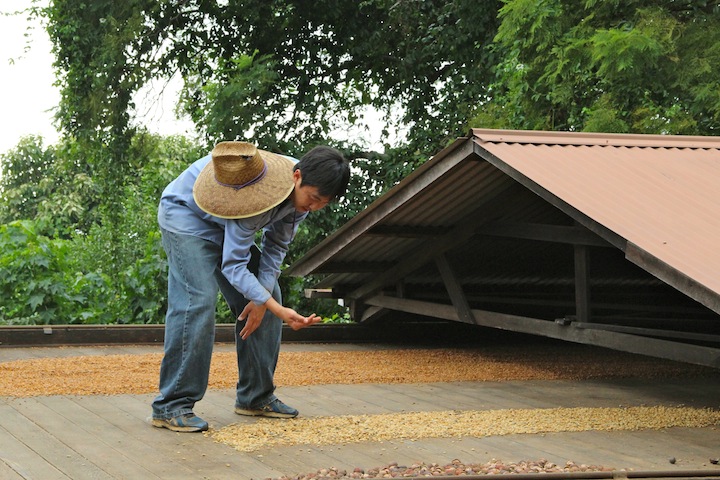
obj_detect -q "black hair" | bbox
[293,146,350,201]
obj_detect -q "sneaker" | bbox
[151,413,209,432]
[235,398,299,418]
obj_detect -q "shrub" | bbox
[0,221,116,324]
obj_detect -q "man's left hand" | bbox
[238,302,267,340]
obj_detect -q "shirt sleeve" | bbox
[256,210,307,292]
[221,219,273,305]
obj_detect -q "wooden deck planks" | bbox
[310,442,406,473]
[3,344,720,480]
[631,427,720,466]
[0,403,72,480]
[96,393,288,479]
[1,397,112,479]
[268,446,347,477]
[11,396,150,479]
[0,459,26,480]
[72,395,198,479]
[299,383,389,414]
[326,383,414,414]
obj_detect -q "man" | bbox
[151,141,350,432]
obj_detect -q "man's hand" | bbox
[238,302,267,340]
[282,309,322,331]
[238,299,322,340]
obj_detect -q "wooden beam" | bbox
[287,139,475,277]
[347,185,520,302]
[434,253,477,325]
[363,294,720,368]
[304,288,337,299]
[359,305,390,323]
[366,225,446,238]
[396,280,406,298]
[574,322,720,343]
[311,261,393,274]
[477,221,611,247]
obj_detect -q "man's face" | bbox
[291,169,331,213]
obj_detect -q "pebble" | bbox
[273,459,616,479]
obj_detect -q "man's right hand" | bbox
[282,309,321,330]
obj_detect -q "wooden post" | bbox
[574,244,591,323]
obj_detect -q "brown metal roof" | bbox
[471,129,720,313]
[287,129,720,367]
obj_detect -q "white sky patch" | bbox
[0,0,60,153]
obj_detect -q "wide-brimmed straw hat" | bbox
[193,141,295,219]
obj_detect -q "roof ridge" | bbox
[471,128,720,149]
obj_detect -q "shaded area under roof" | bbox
[286,129,720,368]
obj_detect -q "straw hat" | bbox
[193,141,295,219]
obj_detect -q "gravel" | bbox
[272,459,618,479]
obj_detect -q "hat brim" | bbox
[193,149,295,219]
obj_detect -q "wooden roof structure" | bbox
[286,129,720,368]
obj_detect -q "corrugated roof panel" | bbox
[307,159,518,277]
[475,137,720,300]
[380,160,511,227]
[324,234,411,266]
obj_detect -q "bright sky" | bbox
[0,0,195,156]
[0,0,60,153]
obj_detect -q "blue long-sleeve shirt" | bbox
[157,154,307,305]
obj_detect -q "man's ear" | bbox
[292,169,302,184]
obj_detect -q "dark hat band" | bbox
[214,162,267,191]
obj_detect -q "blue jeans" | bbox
[151,228,283,420]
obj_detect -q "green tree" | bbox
[0,136,57,225]
[0,220,116,325]
[13,0,719,326]
[45,1,144,178]
[70,133,204,323]
[476,0,720,134]
[0,136,101,237]
[36,2,505,317]
[40,0,501,183]
[0,133,203,326]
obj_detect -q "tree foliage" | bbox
[475,0,720,133]
[0,136,101,237]
[0,220,113,325]
[3,0,720,324]
[0,134,202,325]
[41,0,500,173]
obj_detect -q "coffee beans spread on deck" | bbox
[0,345,713,397]
[210,406,720,452]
